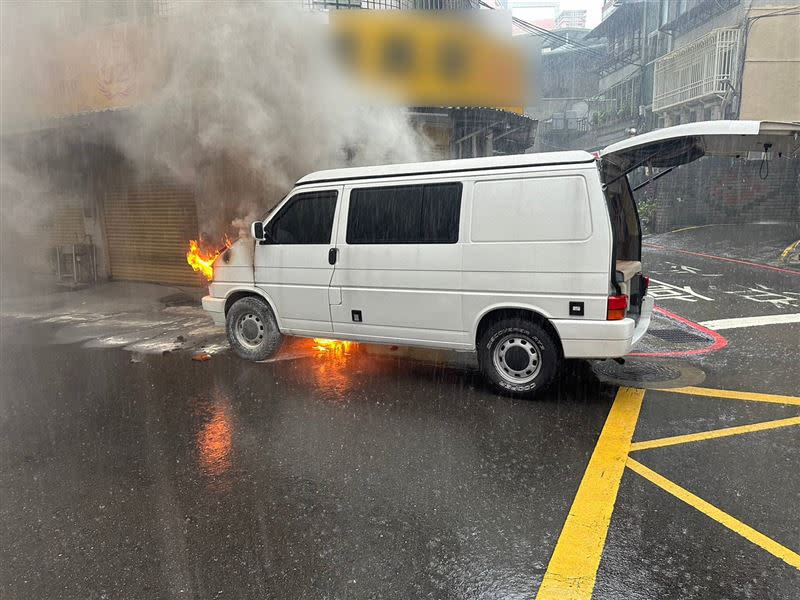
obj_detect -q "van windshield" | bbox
[602,163,641,263]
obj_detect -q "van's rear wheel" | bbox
[478,319,559,397]
[226,296,283,361]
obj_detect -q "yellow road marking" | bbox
[630,416,800,452]
[535,387,645,600]
[656,386,800,406]
[627,457,800,570]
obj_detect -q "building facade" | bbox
[653,0,800,125]
[586,0,800,144]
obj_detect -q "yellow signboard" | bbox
[331,11,525,112]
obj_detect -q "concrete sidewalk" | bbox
[0,281,217,357]
[0,281,205,320]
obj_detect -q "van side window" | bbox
[266,190,338,244]
[347,183,461,244]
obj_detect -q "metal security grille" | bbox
[653,27,740,112]
[103,182,201,287]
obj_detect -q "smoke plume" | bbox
[1,0,427,271]
[112,2,426,238]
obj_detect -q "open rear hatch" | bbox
[599,120,800,321]
[601,120,800,172]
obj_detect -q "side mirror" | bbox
[251,221,265,241]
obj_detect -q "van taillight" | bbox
[607,295,628,320]
[643,276,650,293]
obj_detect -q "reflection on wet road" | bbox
[196,388,234,484]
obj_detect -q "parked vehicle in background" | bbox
[203,121,800,396]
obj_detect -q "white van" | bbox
[202,121,799,395]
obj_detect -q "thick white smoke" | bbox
[111,1,427,239]
[1,1,428,258]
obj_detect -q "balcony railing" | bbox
[652,27,740,112]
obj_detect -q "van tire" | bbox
[478,319,559,397]
[226,296,283,361]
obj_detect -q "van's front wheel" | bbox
[478,319,559,397]
[226,296,283,361]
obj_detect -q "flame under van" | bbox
[202,121,800,396]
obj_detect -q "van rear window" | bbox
[347,183,461,244]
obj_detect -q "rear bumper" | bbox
[553,294,653,359]
[202,295,226,326]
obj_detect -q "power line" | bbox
[475,0,591,53]
[520,18,643,69]
[512,18,606,59]
[514,18,609,56]
[478,0,643,69]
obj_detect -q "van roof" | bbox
[296,150,596,185]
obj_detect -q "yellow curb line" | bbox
[627,457,800,570]
[535,387,645,600]
[630,416,800,452]
[654,386,800,406]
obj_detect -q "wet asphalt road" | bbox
[1,224,798,599]
[0,332,613,599]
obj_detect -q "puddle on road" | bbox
[2,307,231,357]
[591,358,706,389]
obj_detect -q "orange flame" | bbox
[312,338,353,354]
[187,237,233,281]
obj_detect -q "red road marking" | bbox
[630,306,728,358]
[643,243,800,276]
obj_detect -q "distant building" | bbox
[583,0,647,147]
[555,9,586,29]
[526,29,606,151]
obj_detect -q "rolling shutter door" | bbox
[104,182,201,286]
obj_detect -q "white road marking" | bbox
[699,313,800,330]
[648,278,714,302]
